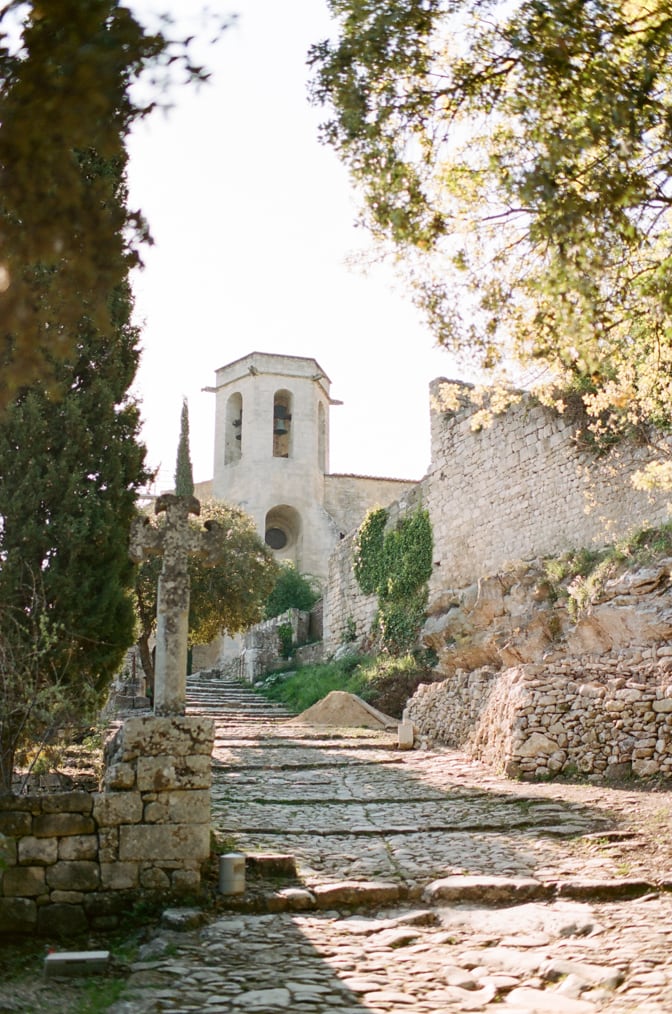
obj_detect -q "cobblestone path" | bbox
[111,674,672,1013]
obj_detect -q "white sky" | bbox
[127,0,470,492]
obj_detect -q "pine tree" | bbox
[175,398,195,497]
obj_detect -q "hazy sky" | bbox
[127,0,468,492]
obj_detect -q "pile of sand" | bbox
[290,691,397,730]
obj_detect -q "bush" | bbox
[255,652,436,718]
[265,563,320,619]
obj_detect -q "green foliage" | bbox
[72,979,127,1014]
[256,655,369,713]
[174,398,194,496]
[134,500,279,682]
[378,591,428,658]
[0,1,213,404]
[257,651,431,719]
[277,622,294,659]
[353,507,388,596]
[264,562,320,619]
[353,506,433,654]
[544,522,672,619]
[0,197,148,789]
[311,0,672,446]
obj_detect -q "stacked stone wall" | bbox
[405,654,672,781]
[238,609,313,682]
[0,715,213,936]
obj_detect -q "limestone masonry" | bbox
[0,716,213,936]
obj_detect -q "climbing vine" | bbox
[353,506,388,596]
[353,505,433,655]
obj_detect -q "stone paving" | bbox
[110,674,672,1013]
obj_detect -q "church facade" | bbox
[195,351,416,586]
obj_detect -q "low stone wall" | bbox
[405,659,672,780]
[238,609,313,682]
[0,715,213,936]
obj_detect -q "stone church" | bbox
[194,351,415,584]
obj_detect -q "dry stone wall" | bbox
[405,658,672,781]
[0,715,213,936]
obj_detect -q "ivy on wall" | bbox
[353,505,433,655]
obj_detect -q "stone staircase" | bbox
[185,670,294,723]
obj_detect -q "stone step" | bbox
[184,672,293,720]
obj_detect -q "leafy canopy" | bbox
[264,562,320,619]
[134,500,279,681]
[310,0,672,436]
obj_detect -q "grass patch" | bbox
[256,652,434,718]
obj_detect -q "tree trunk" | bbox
[137,630,154,700]
[0,734,16,795]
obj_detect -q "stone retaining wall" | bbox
[323,383,672,653]
[405,658,672,780]
[0,715,213,936]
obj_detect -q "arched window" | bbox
[264,504,300,560]
[272,390,293,458]
[224,392,243,465]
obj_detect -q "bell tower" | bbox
[206,352,338,582]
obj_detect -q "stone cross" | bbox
[129,494,222,716]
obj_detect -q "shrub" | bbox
[265,563,320,619]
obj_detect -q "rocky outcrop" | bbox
[405,557,672,779]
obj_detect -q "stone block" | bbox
[37,903,88,937]
[97,827,119,862]
[170,868,201,892]
[46,861,100,892]
[82,890,133,918]
[44,951,110,978]
[119,823,211,862]
[140,866,170,889]
[0,811,31,837]
[0,837,16,866]
[41,791,93,815]
[18,835,58,866]
[99,862,139,891]
[50,891,85,904]
[148,790,210,824]
[142,800,169,823]
[58,835,98,861]
[398,721,415,750]
[32,813,95,838]
[103,762,136,790]
[112,715,214,761]
[2,865,46,897]
[93,791,143,827]
[313,880,401,908]
[136,755,211,792]
[0,896,37,932]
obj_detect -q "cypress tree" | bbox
[175,398,195,496]
[0,1,208,790]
